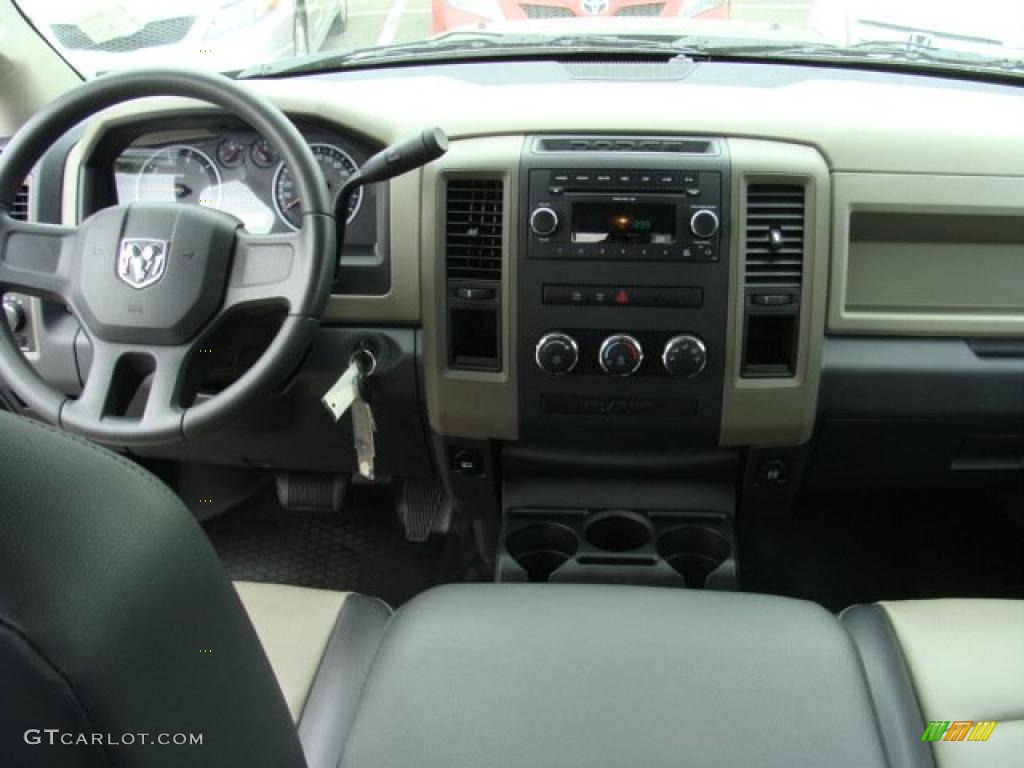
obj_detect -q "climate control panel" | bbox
[517,135,730,445]
[536,331,708,381]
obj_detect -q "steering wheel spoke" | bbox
[61,339,190,443]
[225,229,308,311]
[0,212,76,301]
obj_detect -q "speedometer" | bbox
[273,143,362,231]
[136,145,222,208]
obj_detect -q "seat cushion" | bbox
[234,581,351,721]
[844,599,1024,768]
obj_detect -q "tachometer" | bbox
[136,145,222,208]
[273,143,362,231]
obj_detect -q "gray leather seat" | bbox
[0,410,386,768]
[842,599,1024,768]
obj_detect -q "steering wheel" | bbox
[0,69,335,446]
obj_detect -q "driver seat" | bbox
[0,410,388,768]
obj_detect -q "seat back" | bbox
[0,411,305,767]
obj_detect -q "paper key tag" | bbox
[321,365,361,422]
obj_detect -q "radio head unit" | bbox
[527,168,722,263]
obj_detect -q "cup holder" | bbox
[505,523,579,582]
[656,525,731,589]
[584,511,653,553]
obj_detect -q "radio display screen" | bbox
[571,202,676,244]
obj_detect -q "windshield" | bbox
[13,0,1024,78]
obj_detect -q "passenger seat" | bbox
[842,600,1024,768]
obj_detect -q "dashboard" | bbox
[5,59,1024,495]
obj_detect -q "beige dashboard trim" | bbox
[421,136,523,441]
[720,139,829,448]
[829,173,1024,336]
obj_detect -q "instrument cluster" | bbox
[114,128,369,236]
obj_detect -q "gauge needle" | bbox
[284,198,302,211]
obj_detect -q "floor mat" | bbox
[205,486,448,606]
[740,489,1024,612]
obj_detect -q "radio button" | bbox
[530,206,560,237]
[690,209,720,239]
[599,334,644,377]
[552,171,571,184]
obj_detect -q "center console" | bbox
[518,136,730,444]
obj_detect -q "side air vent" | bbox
[0,143,31,221]
[741,182,806,379]
[11,181,31,221]
[536,137,715,155]
[445,179,503,281]
[445,178,504,372]
[744,184,805,286]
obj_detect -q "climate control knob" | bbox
[535,332,579,375]
[690,209,720,239]
[530,206,560,237]
[599,334,643,377]
[662,334,708,378]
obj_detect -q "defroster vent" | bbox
[446,179,503,281]
[744,184,805,286]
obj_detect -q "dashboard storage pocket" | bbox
[499,510,736,589]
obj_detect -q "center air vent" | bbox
[744,184,805,286]
[445,179,503,281]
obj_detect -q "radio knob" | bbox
[690,209,720,239]
[536,332,579,375]
[599,334,643,377]
[662,334,707,378]
[530,206,560,237]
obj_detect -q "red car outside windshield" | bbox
[433,0,731,35]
